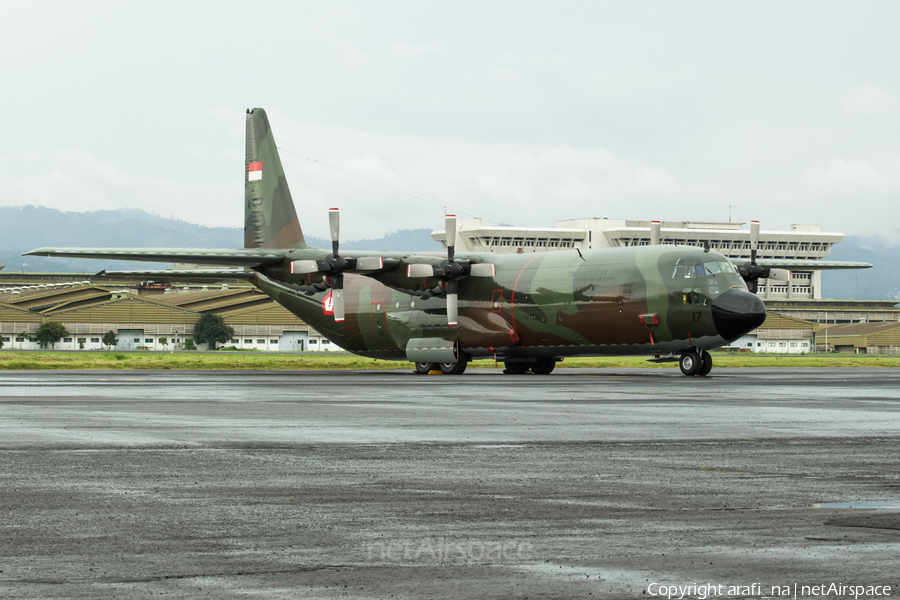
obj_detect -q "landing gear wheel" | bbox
[440,361,468,375]
[503,361,529,375]
[697,351,712,376]
[414,362,437,374]
[531,358,556,375]
[679,351,702,376]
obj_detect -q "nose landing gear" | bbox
[680,350,712,376]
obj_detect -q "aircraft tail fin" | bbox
[244,108,308,249]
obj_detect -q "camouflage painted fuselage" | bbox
[253,244,750,361]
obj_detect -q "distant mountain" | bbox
[820,235,899,300]
[0,205,441,273]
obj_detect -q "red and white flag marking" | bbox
[248,162,262,181]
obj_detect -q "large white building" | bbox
[432,217,845,300]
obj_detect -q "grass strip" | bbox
[0,351,898,370]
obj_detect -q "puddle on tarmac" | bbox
[813,501,900,509]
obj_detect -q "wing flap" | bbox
[96,269,256,281]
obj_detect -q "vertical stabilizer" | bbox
[244,108,307,249]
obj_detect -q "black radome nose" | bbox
[711,289,767,342]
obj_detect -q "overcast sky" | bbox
[2,1,899,243]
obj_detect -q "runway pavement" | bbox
[1,368,899,599]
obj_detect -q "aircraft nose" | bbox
[711,289,766,342]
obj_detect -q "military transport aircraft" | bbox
[26,108,872,376]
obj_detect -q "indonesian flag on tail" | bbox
[248,162,262,181]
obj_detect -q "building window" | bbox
[779,342,787,347]
[16,337,24,342]
[245,339,253,343]
[145,338,153,344]
[231,339,239,344]
[790,342,797,347]
[63,337,72,342]
[91,337,100,343]
[77,338,86,343]
[132,338,139,343]
[1,337,9,342]
[801,343,808,347]
[256,339,265,344]
[270,339,278,344]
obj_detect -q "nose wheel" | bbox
[680,350,712,376]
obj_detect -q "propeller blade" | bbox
[650,220,660,246]
[329,208,340,255]
[355,257,384,271]
[331,273,345,322]
[407,264,436,278]
[290,260,320,274]
[445,214,456,261]
[750,220,759,265]
[446,293,458,327]
[469,263,496,277]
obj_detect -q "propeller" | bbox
[288,208,384,323]
[327,208,346,322]
[406,214,496,326]
[737,220,784,294]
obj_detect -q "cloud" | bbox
[842,84,899,116]
[275,117,682,237]
[799,157,894,194]
[0,149,233,227]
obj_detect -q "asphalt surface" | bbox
[1,368,899,599]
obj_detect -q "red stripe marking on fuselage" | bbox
[510,255,540,337]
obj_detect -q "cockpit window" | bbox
[669,256,743,298]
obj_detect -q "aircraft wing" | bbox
[752,259,873,271]
[24,247,287,268]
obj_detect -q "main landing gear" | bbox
[679,350,712,376]
[503,357,557,375]
[414,361,468,375]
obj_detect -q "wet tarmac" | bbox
[1,368,899,599]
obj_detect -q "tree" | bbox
[183,338,196,351]
[192,314,234,350]
[35,321,69,349]
[159,337,168,350]
[102,330,118,349]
